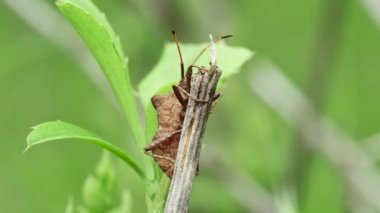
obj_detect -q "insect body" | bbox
[144,31,231,178]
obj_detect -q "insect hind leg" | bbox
[173,85,209,103]
[172,85,188,108]
[209,93,222,114]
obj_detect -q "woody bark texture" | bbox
[164,68,222,213]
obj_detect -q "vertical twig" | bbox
[164,36,221,213]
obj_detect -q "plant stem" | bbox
[164,69,221,213]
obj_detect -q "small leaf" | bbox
[56,0,144,150]
[83,175,104,211]
[138,41,254,106]
[82,154,118,212]
[26,121,145,179]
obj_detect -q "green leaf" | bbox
[138,41,254,106]
[56,0,144,150]
[25,121,145,179]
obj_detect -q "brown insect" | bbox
[144,31,232,179]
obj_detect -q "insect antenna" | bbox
[191,34,233,66]
[171,30,185,79]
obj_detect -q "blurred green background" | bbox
[1,0,380,212]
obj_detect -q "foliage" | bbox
[22,0,252,211]
[26,121,144,179]
[2,0,379,212]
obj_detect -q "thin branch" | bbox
[164,67,221,213]
[164,35,222,213]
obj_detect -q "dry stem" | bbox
[164,69,221,213]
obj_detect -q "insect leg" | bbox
[174,85,209,103]
[209,93,222,114]
[172,85,188,108]
[212,93,222,102]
